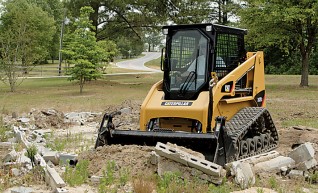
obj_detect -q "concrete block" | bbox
[45,166,66,189]
[227,151,280,168]
[155,142,225,183]
[288,142,315,164]
[11,186,34,193]
[149,151,159,165]
[187,154,225,178]
[56,188,68,193]
[17,154,32,165]
[254,156,295,173]
[155,142,188,166]
[34,153,47,167]
[232,162,255,189]
[58,153,78,165]
[43,151,59,165]
[297,158,317,171]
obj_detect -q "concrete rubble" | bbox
[1,108,318,191]
[154,141,318,189]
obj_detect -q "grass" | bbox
[144,57,161,70]
[98,161,130,193]
[1,66,318,191]
[45,131,93,153]
[265,75,318,128]
[0,73,162,114]
[63,159,90,187]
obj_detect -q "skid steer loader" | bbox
[95,23,278,166]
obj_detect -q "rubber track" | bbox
[224,107,279,162]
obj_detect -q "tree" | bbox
[62,6,105,94]
[144,30,164,52]
[239,0,318,87]
[0,0,56,92]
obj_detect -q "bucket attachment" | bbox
[95,112,228,165]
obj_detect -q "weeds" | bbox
[25,144,38,167]
[97,161,131,193]
[21,165,45,186]
[257,187,265,193]
[208,183,232,193]
[63,160,89,186]
[268,176,278,190]
[46,131,90,152]
[0,117,13,142]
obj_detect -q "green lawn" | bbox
[265,75,318,128]
[0,73,162,114]
[1,73,318,129]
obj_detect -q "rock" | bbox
[11,168,21,177]
[17,118,30,123]
[120,108,131,114]
[90,175,103,184]
[149,151,159,165]
[231,162,255,189]
[3,150,17,162]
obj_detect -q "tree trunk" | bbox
[80,77,84,94]
[90,2,100,39]
[300,52,309,87]
[148,44,151,52]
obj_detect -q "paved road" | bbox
[116,52,161,72]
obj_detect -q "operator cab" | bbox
[161,23,247,100]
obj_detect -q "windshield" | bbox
[168,30,208,95]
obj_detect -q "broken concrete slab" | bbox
[254,156,295,173]
[187,154,226,177]
[231,162,255,189]
[155,142,188,166]
[56,188,68,193]
[155,142,225,182]
[11,186,34,193]
[58,153,77,165]
[42,151,59,165]
[288,142,315,164]
[287,170,304,179]
[226,151,280,169]
[297,158,317,171]
[45,165,66,189]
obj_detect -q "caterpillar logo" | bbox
[161,101,193,106]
